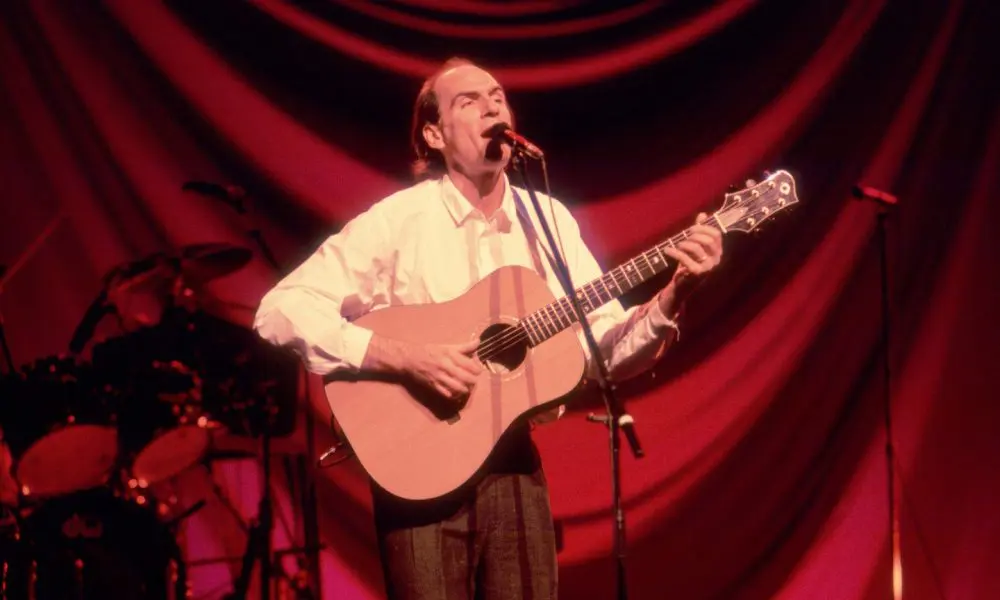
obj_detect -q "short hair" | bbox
[410,57,474,181]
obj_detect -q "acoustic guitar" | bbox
[325,170,799,500]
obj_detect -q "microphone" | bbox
[852,184,898,206]
[481,123,544,160]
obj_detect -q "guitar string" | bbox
[474,213,728,361]
[474,212,737,362]
[474,200,787,361]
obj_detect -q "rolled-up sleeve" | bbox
[253,205,390,375]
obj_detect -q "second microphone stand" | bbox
[510,153,644,600]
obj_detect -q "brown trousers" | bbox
[375,470,558,600]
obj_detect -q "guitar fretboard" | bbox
[518,216,722,346]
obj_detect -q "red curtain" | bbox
[1,1,997,598]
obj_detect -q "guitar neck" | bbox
[519,215,724,346]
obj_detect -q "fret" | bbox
[544,304,558,335]
[587,286,601,309]
[553,299,568,329]
[532,314,547,343]
[618,267,634,290]
[557,298,574,328]
[522,315,540,346]
[621,261,639,287]
[568,297,583,323]
[640,251,656,276]
[528,311,546,341]
[608,272,624,295]
[585,281,599,304]
[594,278,611,302]
[652,244,669,264]
[558,302,569,328]
[555,302,568,332]
[618,263,635,288]
[537,317,548,345]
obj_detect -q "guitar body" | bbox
[325,265,586,501]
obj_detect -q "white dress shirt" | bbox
[254,174,674,382]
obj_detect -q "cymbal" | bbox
[107,242,252,290]
[68,243,253,352]
[177,243,252,285]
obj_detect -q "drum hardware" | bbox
[0,488,188,599]
[1,213,69,374]
[185,181,323,599]
[0,356,119,499]
[1,264,15,375]
[67,241,253,355]
[2,232,306,598]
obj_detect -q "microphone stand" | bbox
[854,186,902,599]
[510,153,643,600]
[876,209,903,600]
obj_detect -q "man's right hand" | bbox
[362,335,483,400]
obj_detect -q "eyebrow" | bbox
[451,85,505,107]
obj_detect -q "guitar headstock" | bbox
[716,170,799,233]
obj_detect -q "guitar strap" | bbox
[511,187,557,283]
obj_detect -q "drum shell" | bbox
[0,359,119,498]
[2,488,186,599]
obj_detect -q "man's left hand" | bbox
[659,212,723,312]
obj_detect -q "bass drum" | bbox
[3,489,186,600]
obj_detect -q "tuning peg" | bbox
[745,178,757,187]
[763,170,772,178]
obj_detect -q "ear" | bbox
[423,122,444,151]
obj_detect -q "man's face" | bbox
[425,64,513,178]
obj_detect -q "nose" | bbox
[482,97,500,118]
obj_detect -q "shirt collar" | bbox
[440,173,516,230]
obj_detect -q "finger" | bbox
[437,373,469,397]
[689,223,723,243]
[685,231,717,251]
[677,240,710,263]
[684,233,723,264]
[455,339,480,355]
[662,247,703,274]
[450,350,483,376]
[447,360,480,386]
[695,212,709,224]
[433,381,454,399]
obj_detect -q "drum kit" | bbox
[0,241,300,599]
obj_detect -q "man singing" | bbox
[254,57,723,599]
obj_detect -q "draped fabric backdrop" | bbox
[1,1,998,599]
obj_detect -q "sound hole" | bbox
[479,323,528,374]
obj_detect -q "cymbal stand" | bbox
[185,181,321,599]
[223,380,277,600]
[1,214,66,372]
[0,266,14,374]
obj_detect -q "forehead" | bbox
[433,65,500,102]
